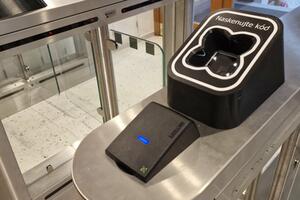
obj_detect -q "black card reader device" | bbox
[105,102,199,183]
[168,9,284,129]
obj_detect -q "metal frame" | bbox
[71,87,300,200]
[109,29,167,86]
[0,0,177,59]
[163,0,194,66]
[0,121,30,200]
[268,128,300,200]
[244,175,261,200]
[1,1,300,199]
[0,0,193,199]
[90,27,119,122]
[241,123,300,200]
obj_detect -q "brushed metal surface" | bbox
[0,0,176,59]
[0,121,31,200]
[48,182,84,200]
[90,27,119,122]
[72,8,300,200]
[0,0,176,37]
[0,0,46,19]
[0,0,117,36]
[72,88,300,200]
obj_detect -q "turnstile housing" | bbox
[168,9,284,129]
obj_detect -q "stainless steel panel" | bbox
[244,175,261,200]
[72,86,300,200]
[90,27,119,121]
[28,160,73,200]
[72,8,300,200]
[0,0,176,37]
[268,130,300,200]
[271,128,300,200]
[0,0,121,36]
[163,0,194,66]
[0,0,176,59]
[0,0,46,19]
[47,182,84,200]
[23,147,75,186]
[0,121,31,200]
[287,146,300,200]
[183,0,194,39]
[163,3,175,64]
[0,166,13,200]
[174,0,194,49]
[216,93,300,200]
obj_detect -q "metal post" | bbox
[17,54,30,80]
[183,0,194,39]
[0,121,31,200]
[268,128,300,200]
[163,0,194,66]
[244,174,261,200]
[174,0,185,49]
[90,26,119,122]
[174,0,194,49]
[163,2,175,65]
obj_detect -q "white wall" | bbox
[137,11,155,37]
[109,15,139,36]
[109,10,154,38]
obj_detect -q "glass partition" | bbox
[109,30,165,112]
[0,8,166,176]
[194,0,211,24]
[234,0,300,16]
[48,36,103,122]
[0,33,102,173]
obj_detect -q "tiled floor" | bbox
[1,36,163,173]
[2,82,103,173]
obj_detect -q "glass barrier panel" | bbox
[48,35,103,123]
[109,30,165,112]
[194,0,210,24]
[234,0,300,17]
[0,32,103,173]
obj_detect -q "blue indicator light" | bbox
[137,135,150,145]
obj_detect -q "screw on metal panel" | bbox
[139,166,148,175]
[294,159,300,168]
[24,65,30,72]
[46,164,54,173]
[105,10,116,18]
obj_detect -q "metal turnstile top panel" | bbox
[0,0,124,36]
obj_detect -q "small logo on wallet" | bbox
[168,122,185,139]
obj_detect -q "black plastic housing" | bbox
[168,9,284,129]
[106,102,199,183]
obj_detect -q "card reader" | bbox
[105,102,199,183]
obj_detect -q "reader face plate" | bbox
[106,103,190,179]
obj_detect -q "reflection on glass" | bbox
[193,0,210,23]
[110,30,164,112]
[0,33,102,173]
[234,0,300,17]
